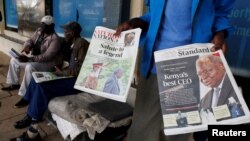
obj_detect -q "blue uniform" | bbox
[128,0,235,141]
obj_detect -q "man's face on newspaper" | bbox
[196,57,225,88]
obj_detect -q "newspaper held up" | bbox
[154,43,250,135]
[74,26,141,102]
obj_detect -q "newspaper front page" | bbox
[154,43,250,135]
[74,26,141,102]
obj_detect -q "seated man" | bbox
[10,21,89,141]
[1,15,63,108]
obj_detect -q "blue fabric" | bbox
[139,0,235,77]
[155,0,192,50]
[24,78,78,120]
[151,0,192,73]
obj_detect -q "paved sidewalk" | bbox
[0,52,63,141]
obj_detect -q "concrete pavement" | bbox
[0,51,63,141]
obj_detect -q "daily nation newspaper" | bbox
[154,43,250,135]
[74,26,141,102]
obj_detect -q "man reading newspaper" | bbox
[2,16,63,108]
[10,21,89,141]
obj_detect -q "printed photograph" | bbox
[124,32,135,47]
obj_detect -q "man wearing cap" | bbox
[10,21,89,141]
[1,15,63,108]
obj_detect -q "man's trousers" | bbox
[24,77,79,120]
[6,58,50,96]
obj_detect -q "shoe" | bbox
[14,115,32,129]
[1,84,20,91]
[14,98,29,108]
[10,132,42,141]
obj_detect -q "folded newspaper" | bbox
[9,48,21,58]
[154,43,250,135]
[32,72,72,83]
[74,26,141,102]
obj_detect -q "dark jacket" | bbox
[199,74,238,110]
[63,37,89,76]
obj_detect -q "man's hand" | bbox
[54,66,63,76]
[114,21,133,36]
[210,31,227,54]
[21,47,31,54]
[114,18,149,36]
[18,55,30,62]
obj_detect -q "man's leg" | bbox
[27,77,78,120]
[18,62,49,97]
[15,62,50,108]
[127,74,169,141]
[127,73,191,141]
[14,78,41,129]
[2,58,27,90]
[6,58,22,85]
[14,77,78,129]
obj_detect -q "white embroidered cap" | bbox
[40,15,54,25]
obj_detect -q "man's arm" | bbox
[211,0,236,53]
[63,38,89,76]
[213,0,235,36]
[32,34,61,62]
[22,29,42,54]
[114,18,149,36]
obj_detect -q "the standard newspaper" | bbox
[154,43,250,135]
[74,26,141,102]
[32,72,72,83]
